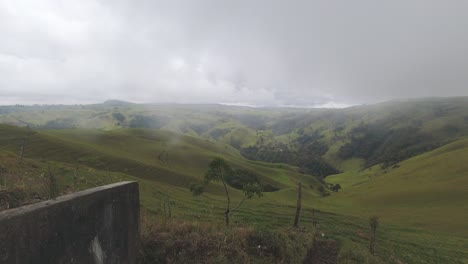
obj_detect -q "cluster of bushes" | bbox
[329,184,341,192]
[315,183,341,197]
[241,145,339,179]
[240,145,293,164]
[112,112,126,126]
[295,131,329,155]
[190,167,280,196]
[240,127,340,180]
[225,169,260,190]
[317,185,330,197]
[226,169,280,192]
[128,114,170,129]
[0,186,31,210]
[0,156,54,210]
[339,124,441,169]
[296,157,340,178]
[336,243,386,264]
[42,118,76,129]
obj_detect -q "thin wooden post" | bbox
[293,182,302,227]
[369,216,379,255]
[18,138,25,162]
[312,208,319,241]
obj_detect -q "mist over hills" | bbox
[1,96,468,263]
[2,97,468,178]
[2,0,468,261]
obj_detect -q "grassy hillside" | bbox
[1,124,467,263]
[325,137,468,235]
[2,97,468,263]
[2,97,468,178]
[0,124,322,192]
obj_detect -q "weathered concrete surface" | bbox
[0,181,140,264]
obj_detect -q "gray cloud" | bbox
[1,0,468,106]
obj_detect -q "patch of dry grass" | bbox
[139,211,313,264]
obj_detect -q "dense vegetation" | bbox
[338,124,441,168]
[240,145,339,179]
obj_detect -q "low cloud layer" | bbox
[1,0,468,107]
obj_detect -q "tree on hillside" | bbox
[200,157,263,226]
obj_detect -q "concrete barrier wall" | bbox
[0,181,140,264]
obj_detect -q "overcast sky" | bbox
[1,0,468,107]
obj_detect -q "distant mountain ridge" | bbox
[102,99,136,106]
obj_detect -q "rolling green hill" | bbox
[1,97,468,263]
[2,97,468,178]
[325,137,468,235]
[1,124,467,263]
[0,124,322,193]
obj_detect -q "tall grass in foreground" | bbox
[139,211,313,264]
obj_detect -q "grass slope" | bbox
[1,124,467,263]
[325,137,468,235]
